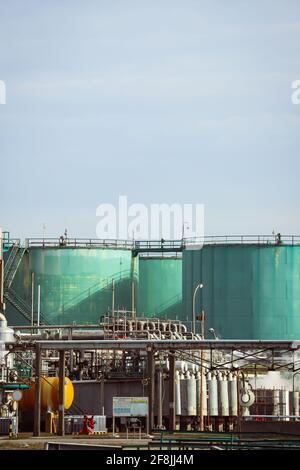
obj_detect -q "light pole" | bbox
[209,328,218,340]
[192,283,203,335]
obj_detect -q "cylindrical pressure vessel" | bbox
[196,371,207,416]
[218,373,229,416]
[207,372,218,416]
[20,377,74,411]
[187,372,197,416]
[175,371,181,416]
[279,389,289,420]
[228,373,238,416]
[272,389,280,416]
[290,391,299,416]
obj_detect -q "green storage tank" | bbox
[183,245,300,339]
[10,247,138,325]
[138,256,182,319]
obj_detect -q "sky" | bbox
[0,0,299,240]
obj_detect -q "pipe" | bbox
[37,285,41,330]
[17,330,106,341]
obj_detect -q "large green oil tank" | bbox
[138,256,182,319]
[10,247,138,325]
[183,245,300,339]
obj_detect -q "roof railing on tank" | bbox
[22,235,300,248]
[27,238,134,249]
[4,238,21,248]
[183,235,300,246]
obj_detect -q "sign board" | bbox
[113,397,148,417]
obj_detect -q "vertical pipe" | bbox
[218,373,229,416]
[33,345,42,436]
[157,369,163,429]
[272,389,280,417]
[69,349,74,372]
[207,372,218,416]
[175,371,181,417]
[199,312,205,431]
[292,391,299,418]
[31,272,35,327]
[0,229,4,312]
[228,373,238,416]
[0,259,4,313]
[169,352,176,431]
[100,374,105,415]
[147,347,155,430]
[58,350,65,436]
[132,281,135,319]
[37,284,41,328]
[112,280,115,337]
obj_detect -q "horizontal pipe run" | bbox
[30,339,300,351]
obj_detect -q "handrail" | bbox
[23,235,300,249]
[183,235,300,246]
[27,238,134,249]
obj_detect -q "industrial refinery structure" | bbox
[1,230,300,448]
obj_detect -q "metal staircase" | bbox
[4,288,32,323]
[4,245,26,289]
[3,245,49,325]
[4,287,49,325]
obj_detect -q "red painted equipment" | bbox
[79,415,96,435]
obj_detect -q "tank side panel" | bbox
[138,257,182,319]
[8,248,137,325]
[183,245,300,339]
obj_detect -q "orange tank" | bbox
[20,377,74,411]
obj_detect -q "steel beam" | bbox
[35,339,300,351]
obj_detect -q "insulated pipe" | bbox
[17,330,106,341]
[218,372,229,416]
[228,372,238,416]
[169,352,176,430]
[175,370,181,416]
[187,371,197,416]
[291,391,299,417]
[207,372,218,416]
[58,350,65,436]
[157,369,164,429]
[37,285,41,329]
[272,390,280,416]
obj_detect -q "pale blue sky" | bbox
[0,1,299,240]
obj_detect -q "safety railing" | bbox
[27,238,134,249]
[183,235,300,246]
[19,235,300,249]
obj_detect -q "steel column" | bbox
[147,347,155,430]
[58,350,65,436]
[169,352,176,431]
[33,345,42,436]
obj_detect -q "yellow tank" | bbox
[20,377,74,411]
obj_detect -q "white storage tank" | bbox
[207,372,218,416]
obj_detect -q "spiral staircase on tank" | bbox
[3,243,48,324]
